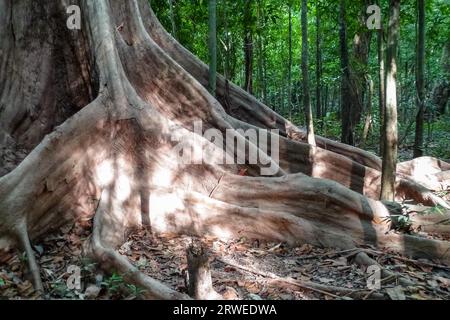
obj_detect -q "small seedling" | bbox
[101,273,125,295]
[126,284,146,298]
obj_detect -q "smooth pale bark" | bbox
[381,0,400,201]
[413,0,425,158]
[208,0,217,96]
[378,24,386,155]
[301,0,316,146]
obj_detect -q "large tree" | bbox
[0,0,449,298]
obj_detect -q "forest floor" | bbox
[1,216,450,300]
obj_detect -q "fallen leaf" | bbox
[386,286,406,300]
[84,285,101,299]
[318,277,334,284]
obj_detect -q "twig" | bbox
[297,248,360,260]
[364,248,450,270]
[217,257,366,299]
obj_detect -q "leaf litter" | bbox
[1,223,450,300]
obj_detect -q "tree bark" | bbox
[351,0,372,134]
[243,0,254,94]
[433,42,450,116]
[302,0,316,146]
[339,0,353,146]
[378,24,386,156]
[208,0,217,96]
[288,2,293,120]
[381,0,400,201]
[315,0,322,121]
[413,0,425,158]
[361,77,374,148]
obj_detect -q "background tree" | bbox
[302,0,316,145]
[315,0,322,121]
[377,0,386,155]
[243,0,254,94]
[381,0,400,201]
[413,0,425,158]
[208,0,217,96]
[339,0,353,145]
[168,0,177,40]
[287,1,293,120]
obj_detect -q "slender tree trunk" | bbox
[361,77,374,148]
[434,43,450,116]
[223,0,231,81]
[168,0,177,40]
[208,0,217,96]
[288,2,293,120]
[302,0,316,146]
[351,0,372,132]
[243,0,254,94]
[256,0,264,100]
[339,0,353,145]
[381,0,400,201]
[315,0,322,121]
[413,0,425,158]
[378,18,386,156]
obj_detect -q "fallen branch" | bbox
[216,257,384,300]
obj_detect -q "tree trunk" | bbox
[361,77,374,148]
[339,0,353,146]
[0,0,449,299]
[351,0,372,134]
[302,0,316,146]
[381,0,400,201]
[243,0,253,94]
[413,0,425,158]
[315,0,322,121]
[433,42,450,116]
[168,0,177,40]
[288,2,293,120]
[208,0,217,96]
[378,14,386,156]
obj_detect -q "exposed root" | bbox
[17,223,44,294]
[89,193,190,300]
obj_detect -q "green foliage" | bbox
[101,273,124,295]
[151,0,449,158]
[100,272,146,298]
[126,284,147,297]
[425,115,450,160]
